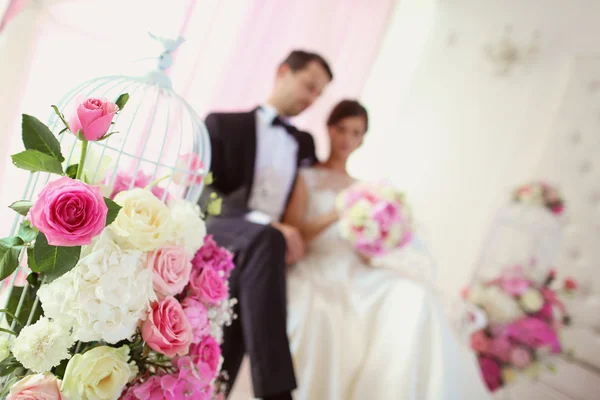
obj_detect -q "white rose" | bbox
[348,200,371,227]
[112,188,173,251]
[168,199,207,256]
[11,317,74,373]
[362,220,381,241]
[39,230,156,343]
[339,218,356,241]
[520,288,544,312]
[468,284,487,305]
[383,224,404,249]
[480,286,524,325]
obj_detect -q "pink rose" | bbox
[147,245,192,298]
[505,317,561,353]
[142,297,193,357]
[489,337,512,362]
[108,171,170,202]
[192,235,235,278]
[478,357,502,392]
[29,177,107,246]
[161,357,212,400]
[470,331,491,353]
[7,373,63,400]
[500,277,531,296]
[69,97,118,141]
[173,153,205,186]
[127,376,163,400]
[181,297,209,343]
[188,267,228,305]
[190,335,221,378]
[510,346,532,369]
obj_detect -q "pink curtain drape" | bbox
[178,0,396,159]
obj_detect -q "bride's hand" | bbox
[357,251,371,265]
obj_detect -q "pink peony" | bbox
[470,331,491,353]
[192,235,235,278]
[190,335,221,378]
[108,171,170,202]
[173,153,205,186]
[29,177,107,246]
[181,297,210,343]
[142,297,193,357]
[504,317,561,353]
[188,267,228,305]
[478,357,502,392]
[489,337,512,363]
[510,346,532,369]
[7,373,63,400]
[147,245,192,299]
[68,97,118,141]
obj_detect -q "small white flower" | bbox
[11,317,74,373]
[0,336,10,362]
[168,199,207,256]
[39,229,156,343]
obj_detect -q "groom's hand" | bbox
[271,222,305,265]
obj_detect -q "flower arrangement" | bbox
[335,182,413,257]
[463,264,576,392]
[0,95,234,399]
[513,181,564,215]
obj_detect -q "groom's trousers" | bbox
[207,216,296,399]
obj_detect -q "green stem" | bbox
[145,174,171,189]
[76,140,89,181]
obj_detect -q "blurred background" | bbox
[1,0,600,398]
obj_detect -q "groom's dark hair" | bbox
[281,50,334,81]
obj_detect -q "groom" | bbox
[203,50,333,400]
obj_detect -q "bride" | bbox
[283,100,492,399]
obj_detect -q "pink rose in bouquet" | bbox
[7,373,63,400]
[509,346,532,369]
[470,331,491,353]
[181,297,210,343]
[188,267,228,305]
[29,177,107,246]
[478,357,502,392]
[192,235,235,278]
[190,335,222,378]
[147,245,192,298]
[162,357,213,400]
[173,153,205,186]
[142,296,193,357]
[504,317,561,354]
[488,337,512,363]
[68,97,118,141]
[108,171,170,202]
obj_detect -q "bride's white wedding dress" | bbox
[286,167,492,400]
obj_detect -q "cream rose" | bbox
[112,188,173,251]
[480,286,524,325]
[61,345,136,400]
[348,200,370,227]
[519,288,544,312]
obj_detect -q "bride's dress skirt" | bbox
[287,241,491,400]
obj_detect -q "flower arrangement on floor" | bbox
[0,95,234,399]
[335,182,413,257]
[513,181,564,215]
[463,263,576,392]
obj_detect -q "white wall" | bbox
[351,0,600,294]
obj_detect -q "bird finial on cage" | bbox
[144,32,186,89]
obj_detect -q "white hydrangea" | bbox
[207,298,237,344]
[0,336,10,362]
[168,199,207,256]
[38,229,156,343]
[11,317,74,373]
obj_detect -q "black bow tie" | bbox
[272,116,296,135]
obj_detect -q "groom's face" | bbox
[276,61,331,117]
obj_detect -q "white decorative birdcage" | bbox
[0,35,210,346]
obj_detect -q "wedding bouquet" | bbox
[335,182,413,257]
[463,263,576,392]
[513,181,564,215]
[0,95,234,399]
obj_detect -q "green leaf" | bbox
[21,114,64,162]
[26,271,39,287]
[0,237,24,281]
[104,197,122,225]
[2,286,42,334]
[8,200,33,216]
[0,375,20,397]
[0,355,22,377]
[58,126,69,135]
[11,149,65,175]
[17,222,37,244]
[97,131,118,141]
[33,232,80,280]
[26,246,36,271]
[51,105,71,133]
[205,172,214,185]
[0,327,16,336]
[65,163,79,179]
[115,93,129,110]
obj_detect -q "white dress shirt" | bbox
[246,104,299,224]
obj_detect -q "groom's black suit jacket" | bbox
[202,108,318,220]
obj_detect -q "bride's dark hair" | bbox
[326,100,369,132]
